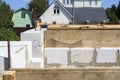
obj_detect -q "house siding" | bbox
[40,2,72,25]
[12,9,33,28]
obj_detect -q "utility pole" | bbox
[72,0,75,25]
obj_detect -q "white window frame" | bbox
[54,6,60,14]
[95,0,97,5]
[63,0,72,5]
[89,0,92,6]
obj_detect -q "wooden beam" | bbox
[8,41,11,69]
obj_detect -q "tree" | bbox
[0,0,2,6]
[105,4,119,24]
[111,4,117,14]
[117,1,120,19]
[0,1,13,27]
[28,0,48,18]
[0,27,19,41]
[106,8,119,24]
[0,1,19,41]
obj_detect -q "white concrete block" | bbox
[45,48,68,65]
[0,42,8,57]
[10,41,32,68]
[21,29,44,58]
[0,56,4,70]
[97,48,118,63]
[71,48,94,63]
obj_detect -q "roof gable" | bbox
[40,0,72,18]
[15,8,31,14]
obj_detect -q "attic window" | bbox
[89,0,92,5]
[54,5,60,14]
[63,0,65,4]
[21,13,25,18]
[63,0,72,5]
[95,0,97,5]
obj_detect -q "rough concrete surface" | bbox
[0,77,2,80]
[0,71,4,80]
[11,68,120,80]
[45,30,120,47]
[0,41,32,69]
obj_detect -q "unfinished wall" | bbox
[45,47,120,68]
[21,29,44,68]
[12,68,120,80]
[45,30,120,47]
[0,41,32,69]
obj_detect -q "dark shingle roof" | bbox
[65,7,107,24]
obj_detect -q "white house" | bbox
[40,0,107,24]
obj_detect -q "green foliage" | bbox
[116,1,120,19]
[0,1,13,27]
[106,7,119,24]
[0,2,13,27]
[28,0,48,17]
[106,1,120,24]
[0,0,2,6]
[0,1,19,41]
[0,27,19,41]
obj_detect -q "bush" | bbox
[0,27,19,41]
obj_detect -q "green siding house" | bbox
[12,8,34,28]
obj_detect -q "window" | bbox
[63,0,72,5]
[89,0,92,5]
[95,0,97,5]
[63,0,65,4]
[21,13,25,18]
[26,24,30,28]
[67,0,69,4]
[54,5,60,14]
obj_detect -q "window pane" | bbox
[67,0,69,4]
[70,0,72,4]
[54,9,56,14]
[95,0,97,5]
[63,0,65,4]
[89,0,92,5]
[57,9,59,14]
[21,13,25,18]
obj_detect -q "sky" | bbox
[2,0,119,10]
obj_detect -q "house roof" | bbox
[15,8,32,14]
[65,7,107,24]
[40,0,107,24]
[56,0,73,17]
[40,0,73,19]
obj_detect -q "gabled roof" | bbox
[55,0,73,17]
[40,0,73,18]
[40,0,107,24]
[15,8,32,14]
[65,7,107,24]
